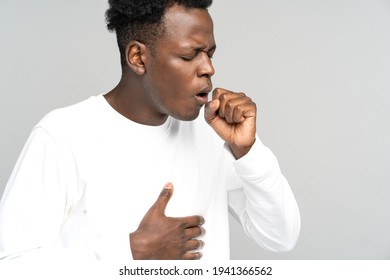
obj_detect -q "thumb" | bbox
[150,182,174,215]
[204,99,220,125]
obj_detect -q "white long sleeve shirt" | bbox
[0,94,300,261]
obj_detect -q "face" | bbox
[142,5,216,121]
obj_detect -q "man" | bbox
[0,0,300,260]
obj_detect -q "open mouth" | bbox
[195,92,209,105]
[196,92,208,98]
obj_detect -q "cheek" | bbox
[162,70,193,96]
[149,59,198,101]
[167,58,198,80]
[156,62,185,87]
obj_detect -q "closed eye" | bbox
[180,44,216,61]
[181,55,195,61]
[181,52,214,62]
[181,50,200,61]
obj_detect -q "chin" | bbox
[172,108,201,121]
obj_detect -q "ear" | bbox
[125,41,147,75]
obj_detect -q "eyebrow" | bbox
[185,44,217,53]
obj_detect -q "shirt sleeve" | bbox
[226,135,301,252]
[0,126,82,260]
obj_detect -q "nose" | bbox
[198,53,215,78]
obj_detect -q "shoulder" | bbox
[35,95,103,134]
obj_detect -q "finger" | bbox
[179,215,205,228]
[214,90,233,118]
[150,182,173,215]
[211,87,228,100]
[232,102,256,123]
[223,96,252,123]
[205,87,235,123]
[204,99,220,124]
[183,251,203,260]
[184,226,205,240]
[185,239,205,252]
[217,92,246,119]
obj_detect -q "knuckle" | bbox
[244,96,252,102]
[179,222,187,230]
[212,87,223,98]
[220,93,228,101]
[226,100,234,109]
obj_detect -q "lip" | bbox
[195,86,212,105]
[195,93,209,105]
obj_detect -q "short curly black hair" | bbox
[106,0,213,67]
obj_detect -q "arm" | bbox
[205,88,300,252]
[0,127,76,260]
[226,137,300,252]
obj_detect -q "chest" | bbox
[71,131,228,234]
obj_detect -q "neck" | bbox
[104,75,168,126]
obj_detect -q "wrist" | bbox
[228,138,256,159]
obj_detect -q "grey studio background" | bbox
[0,0,389,260]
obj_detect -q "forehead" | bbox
[159,4,215,50]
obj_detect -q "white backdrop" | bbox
[1,0,389,259]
